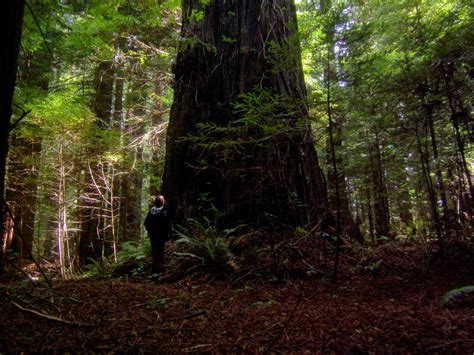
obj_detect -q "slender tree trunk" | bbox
[163,0,327,227]
[113,70,124,129]
[442,68,474,227]
[325,42,342,282]
[10,11,60,265]
[395,178,413,229]
[111,70,124,259]
[118,74,145,243]
[364,158,375,243]
[370,131,390,239]
[0,1,25,272]
[424,103,449,222]
[327,116,360,239]
[5,36,53,266]
[5,136,41,267]
[415,124,443,246]
[364,177,375,244]
[78,61,114,264]
[57,143,67,277]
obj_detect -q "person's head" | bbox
[154,195,165,208]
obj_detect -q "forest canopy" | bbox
[1,0,472,277]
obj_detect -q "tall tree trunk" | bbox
[78,61,114,264]
[441,63,474,219]
[118,142,143,243]
[415,123,443,245]
[370,132,390,239]
[394,178,413,230]
[424,103,450,223]
[56,143,67,277]
[0,1,25,272]
[5,40,52,266]
[112,69,124,254]
[163,0,327,227]
[118,71,146,243]
[93,61,114,128]
[320,0,359,242]
[363,172,375,244]
[327,116,360,240]
[150,75,168,197]
[5,137,41,267]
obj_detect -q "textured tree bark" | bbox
[5,41,52,266]
[163,0,327,227]
[442,62,474,206]
[117,69,147,244]
[416,124,443,244]
[362,153,375,243]
[370,134,391,239]
[326,116,361,241]
[5,137,41,266]
[425,103,449,222]
[78,61,115,264]
[0,1,25,272]
[394,175,413,229]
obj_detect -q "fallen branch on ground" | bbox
[10,300,86,326]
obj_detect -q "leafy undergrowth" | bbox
[1,240,473,353]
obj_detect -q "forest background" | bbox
[1,0,472,279]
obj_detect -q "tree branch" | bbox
[9,106,31,132]
[10,300,79,326]
[25,1,55,62]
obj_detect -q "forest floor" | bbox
[1,240,473,353]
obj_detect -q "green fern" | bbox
[82,239,151,278]
[83,258,113,277]
[172,219,238,276]
[116,240,150,263]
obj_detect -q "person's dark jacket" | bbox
[144,206,170,242]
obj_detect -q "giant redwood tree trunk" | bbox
[1,1,25,272]
[163,0,327,227]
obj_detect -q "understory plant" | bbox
[83,239,151,278]
[171,218,239,278]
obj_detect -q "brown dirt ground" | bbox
[1,241,473,353]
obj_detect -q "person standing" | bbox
[144,195,170,275]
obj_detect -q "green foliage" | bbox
[83,258,114,278]
[147,295,171,309]
[298,0,473,241]
[184,87,307,165]
[8,0,180,275]
[353,245,383,277]
[189,9,205,22]
[233,87,304,131]
[116,240,151,264]
[82,239,151,278]
[23,88,93,135]
[222,35,238,44]
[113,240,152,277]
[295,226,308,235]
[172,219,239,277]
[266,34,301,73]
